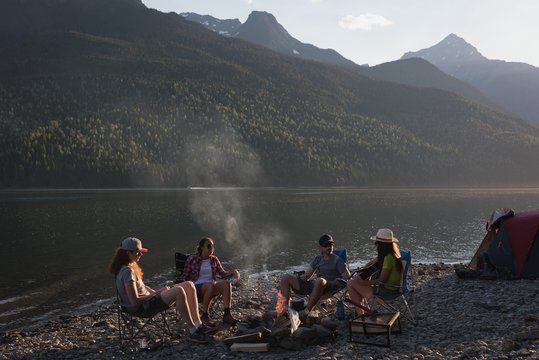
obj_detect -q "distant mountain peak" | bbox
[240,10,292,43]
[402,33,486,65]
[245,10,279,24]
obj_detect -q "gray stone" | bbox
[292,327,318,343]
[501,339,516,352]
[311,324,333,339]
[279,336,304,350]
[320,317,338,330]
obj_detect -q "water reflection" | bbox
[1,187,538,330]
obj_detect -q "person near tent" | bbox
[347,228,403,315]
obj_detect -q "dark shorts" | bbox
[195,283,204,298]
[135,294,169,318]
[373,286,400,299]
[295,277,344,295]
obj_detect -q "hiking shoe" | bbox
[199,324,219,335]
[201,313,216,327]
[188,328,212,344]
[223,313,238,326]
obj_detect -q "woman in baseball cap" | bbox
[346,228,404,315]
[108,237,212,343]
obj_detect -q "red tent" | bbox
[471,208,539,279]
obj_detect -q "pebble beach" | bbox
[1,264,538,359]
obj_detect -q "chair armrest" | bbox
[335,278,347,289]
[218,273,234,280]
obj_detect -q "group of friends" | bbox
[108,228,404,344]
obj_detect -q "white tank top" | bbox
[195,259,213,285]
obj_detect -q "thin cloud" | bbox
[338,14,392,31]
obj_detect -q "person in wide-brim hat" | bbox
[370,228,399,243]
[347,228,404,315]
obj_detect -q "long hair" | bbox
[108,248,143,278]
[197,237,213,255]
[376,242,403,273]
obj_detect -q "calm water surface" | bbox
[1,187,538,330]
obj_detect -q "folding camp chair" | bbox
[173,252,225,318]
[371,249,417,325]
[114,286,173,352]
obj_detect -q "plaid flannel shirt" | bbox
[182,254,227,282]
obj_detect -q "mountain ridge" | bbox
[402,34,539,125]
[182,11,505,115]
[1,0,539,187]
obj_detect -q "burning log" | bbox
[288,308,301,332]
[268,307,301,337]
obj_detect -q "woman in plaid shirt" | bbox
[183,237,240,326]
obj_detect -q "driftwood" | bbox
[230,342,270,352]
[288,308,301,333]
[223,332,263,346]
[512,330,539,341]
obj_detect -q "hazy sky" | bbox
[142,0,539,68]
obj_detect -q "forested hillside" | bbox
[1,0,539,187]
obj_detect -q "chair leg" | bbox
[400,296,418,325]
[116,309,174,352]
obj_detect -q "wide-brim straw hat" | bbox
[370,228,399,243]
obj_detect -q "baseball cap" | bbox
[319,234,334,247]
[120,237,148,253]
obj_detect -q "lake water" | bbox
[1,187,539,331]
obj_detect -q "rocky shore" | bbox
[1,264,538,359]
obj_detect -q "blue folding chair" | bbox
[373,249,417,325]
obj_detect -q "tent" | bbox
[470,208,539,279]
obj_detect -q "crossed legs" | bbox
[346,277,374,315]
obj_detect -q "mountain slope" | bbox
[236,11,360,71]
[366,58,498,108]
[402,33,539,125]
[183,11,501,113]
[1,0,539,187]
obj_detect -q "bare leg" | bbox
[215,280,232,308]
[178,281,202,324]
[347,278,374,315]
[279,274,301,303]
[160,286,196,328]
[306,278,327,311]
[200,282,216,314]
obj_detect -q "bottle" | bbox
[336,301,345,320]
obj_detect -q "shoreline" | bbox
[1,264,538,359]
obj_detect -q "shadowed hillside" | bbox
[1,0,539,187]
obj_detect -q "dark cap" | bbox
[319,234,334,246]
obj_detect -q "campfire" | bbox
[223,290,338,352]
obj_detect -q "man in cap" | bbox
[279,234,350,312]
